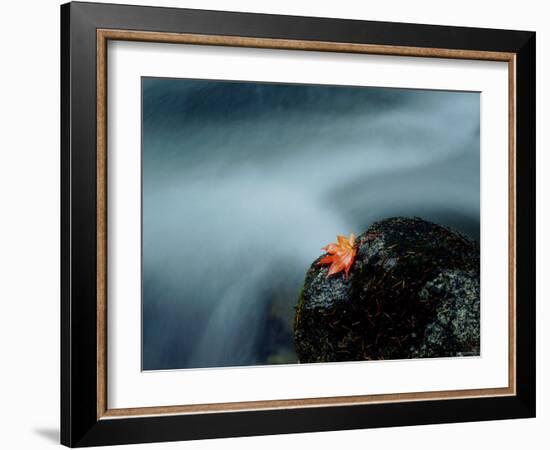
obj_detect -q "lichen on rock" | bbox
[293,217,480,363]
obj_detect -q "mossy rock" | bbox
[293,217,480,363]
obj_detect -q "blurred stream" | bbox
[142,79,480,370]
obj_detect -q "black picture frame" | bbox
[61,1,536,447]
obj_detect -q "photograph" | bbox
[141,77,481,370]
[55,2,537,446]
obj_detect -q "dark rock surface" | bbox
[294,217,480,363]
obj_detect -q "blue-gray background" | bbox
[142,78,480,370]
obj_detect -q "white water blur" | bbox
[142,84,479,369]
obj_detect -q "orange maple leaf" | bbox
[317,233,357,280]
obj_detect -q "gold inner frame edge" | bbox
[96,28,517,420]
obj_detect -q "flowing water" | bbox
[141,79,480,370]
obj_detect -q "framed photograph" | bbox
[61,2,536,447]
